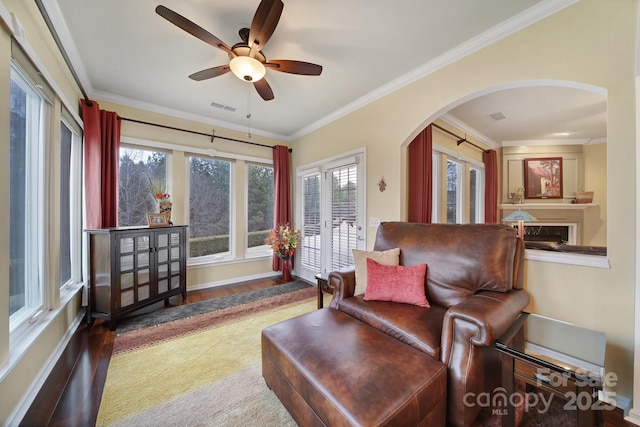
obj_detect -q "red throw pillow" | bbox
[364,258,430,308]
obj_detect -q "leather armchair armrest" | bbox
[328,267,356,309]
[441,289,530,360]
[440,289,530,427]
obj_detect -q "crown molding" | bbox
[43,0,579,141]
[439,113,498,149]
[291,0,580,141]
[502,138,589,146]
[90,89,287,142]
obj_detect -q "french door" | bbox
[296,152,365,282]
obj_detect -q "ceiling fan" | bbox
[156,0,323,101]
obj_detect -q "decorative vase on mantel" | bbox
[159,201,172,223]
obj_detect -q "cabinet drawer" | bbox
[514,359,575,397]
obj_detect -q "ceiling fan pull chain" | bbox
[246,86,252,138]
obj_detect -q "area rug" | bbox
[116,279,312,333]
[99,284,578,427]
[97,290,323,426]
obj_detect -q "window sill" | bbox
[525,249,610,268]
[1,283,84,383]
[187,254,272,269]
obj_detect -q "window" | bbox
[298,173,321,273]
[246,163,274,252]
[9,65,46,329]
[446,159,462,223]
[59,124,71,287]
[296,151,366,282]
[469,166,484,224]
[59,115,82,288]
[119,147,167,226]
[188,156,231,258]
[431,153,440,223]
[328,164,360,270]
[432,149,484,224]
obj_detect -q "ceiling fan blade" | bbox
[248,0,283,52]
[266,60,323,76]
[254,79,275,101]
[189,65,231,81]
[156,5,232,54]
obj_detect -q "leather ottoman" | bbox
[262,308,447,427]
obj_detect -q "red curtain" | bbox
[81,99,121,229]
[272,145,292,271]
[408,125,433,223]
[483,149,499,224]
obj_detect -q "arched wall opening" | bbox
[400,80,607,250]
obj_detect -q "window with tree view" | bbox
[189,156,231,258]
[119,148,167,226]
[247,164,273,250]
[10,65,45,329]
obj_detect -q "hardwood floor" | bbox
[19,275,634,427]
[19,276,288,427]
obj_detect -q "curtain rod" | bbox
[118,117,292,152]
[34,0,92,106]
[432,123,489,153]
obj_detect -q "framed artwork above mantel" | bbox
[524,157,563,199]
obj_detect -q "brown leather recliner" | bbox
[329,222,530,427]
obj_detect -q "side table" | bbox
[495,312,607,427]
[315,273,333,309]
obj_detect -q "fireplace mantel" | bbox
[499,203,597,210]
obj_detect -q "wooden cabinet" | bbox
[86,225,187,330]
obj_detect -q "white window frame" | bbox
[119,136,273,267]
[245,162,274,257]
[296,148,366,282]
[446,157,464,224]
[432,145,485,224]
[469,165,485,224]
[431,153,441,223]
[118,144,172,227]
[9,64,47,334]
[296,170,323,280]
[59,115,83,290]
[186,154,235,264]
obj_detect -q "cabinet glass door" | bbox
[118,233,152,308]
[169,232,182,290]
[154,229,184,296]
[156,231,170,294]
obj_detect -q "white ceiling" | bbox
[44,0,605,144]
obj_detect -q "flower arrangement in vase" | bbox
[265,223,301,281]
[149,178,172,222]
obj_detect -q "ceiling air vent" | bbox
[490,112,506,121]
[210,102,237,112]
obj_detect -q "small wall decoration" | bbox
[147,213,169,227]
[377,177,386,192]
[524,157,563,199]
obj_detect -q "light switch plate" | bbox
[369,217,381,227]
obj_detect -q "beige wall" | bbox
[292,0,636,399]
[0,0,86,422]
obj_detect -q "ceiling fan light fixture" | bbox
[229,56,266,82]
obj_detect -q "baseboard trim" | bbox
[188,271,283,291]
[6,309,85,427]
[626,408,640,425]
